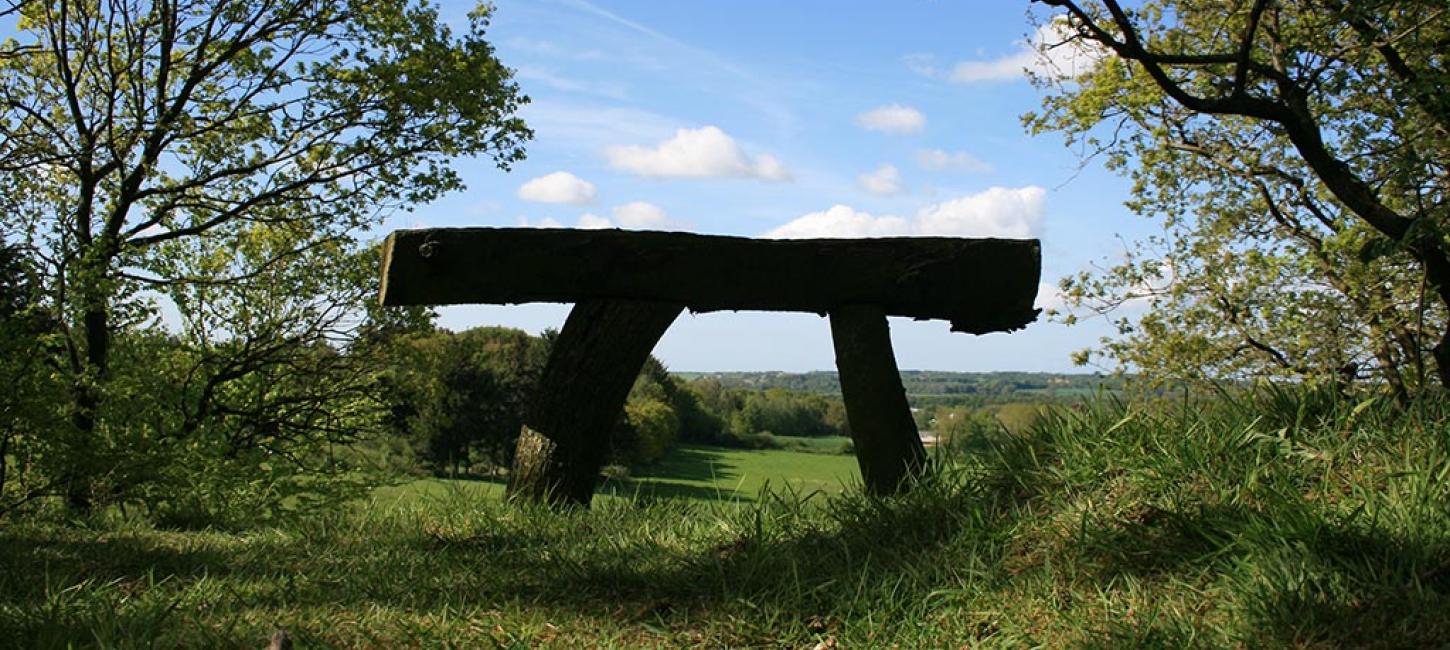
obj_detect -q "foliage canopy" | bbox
[1029,0,1450,400]
[0,0,530,512]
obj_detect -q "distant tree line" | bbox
[680,371,1124,408]
[686,380,849,447]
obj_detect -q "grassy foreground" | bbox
[4,390,1450,648]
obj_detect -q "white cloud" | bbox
[857,165,903,195]
[751,155,790,182]
[517,216,565,228]
[612,201,673,228]
[554,0,797,130]
[915,186,1045,238]
[946,50,1036,83]
[517,171,597,205]
[915,148,993,173]
[763,205,912,239]
[517,204,684,231]
[762,186,1045,240]
[604,126,791,181]
[855,104,926,134]
[576,213,613,229]
[935,19,1103,83]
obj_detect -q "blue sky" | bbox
[392,0,1151,373]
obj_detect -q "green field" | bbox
[373,443,862,507]
[607,443,859,501]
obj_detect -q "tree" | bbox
[616,397,678,466]
[684,377,737,443]
[0,238,66,516]
[0,0,529,508]
[734,388,842,438]
[383,327,547,475]
[608,357,726,466]
[634,356,723,446]
[1027,0,1449,399]
[933,407,1003,454]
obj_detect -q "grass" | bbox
[3,388,1450,647]
[772,434,854,455]
[604,443,859,501]
[370,444,861,506]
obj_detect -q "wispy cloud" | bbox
[544,0,797,129]
[505,37,607,62]
[856,105,926,135]
[858,165,903,195]
[513,65,629,100]
[916,148,993,173]
[521,103,682,149]
[913,19,1103,84]
[554,0,757,82]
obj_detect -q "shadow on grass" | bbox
[4,430,1449,648]
[0,475,1005,647]
[1039,492,1450,647]
[598,477,749,503]
[1241,526,1450,648]
[600,446,749,502]
[630,446,741,484]
[947,425,1450,648]
[0,530,242,597]
[1015,438,1450,647]
[405,474,1011,646]
[426,471,509,485]
[0,438,1042,646]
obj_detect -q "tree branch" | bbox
[1233,0,1271,95]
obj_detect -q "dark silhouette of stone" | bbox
[379,228,1039,334]
[378,227,1040,507]
[830,304,928,495]
[268,629,292,650]
[506,299,682,507]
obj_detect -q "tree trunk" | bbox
[1433,320,1450,392]
[1420,252,1450,391]
[0,426,10,507]
[506,299,682,507]
[1370,335,1409,408]
[65,303,111,512]
[830,304,929,495]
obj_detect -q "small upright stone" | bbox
[268,629,292,650]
